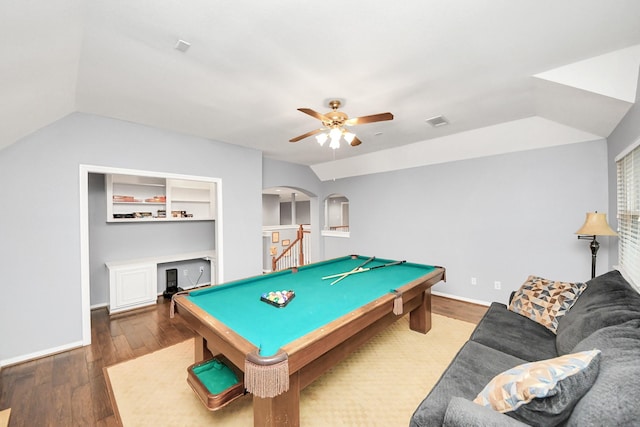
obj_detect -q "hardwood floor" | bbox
[0,295,487,426]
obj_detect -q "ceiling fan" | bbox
[289,100,393,148]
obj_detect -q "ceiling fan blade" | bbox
[350,136,363,146]
[345,112,394,126]
[298,108,331,123]
[289,128,324,143]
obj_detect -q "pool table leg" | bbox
[253,371,300,427]
[194,336,214,362]
[409,288,432,334]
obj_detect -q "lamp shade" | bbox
[315,133,328,146]
[575,212,617,236]
[343,131,356,144]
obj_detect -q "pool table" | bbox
[174,255,445,426]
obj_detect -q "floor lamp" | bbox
[575,212,617,279]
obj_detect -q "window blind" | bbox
[617,143,640,288]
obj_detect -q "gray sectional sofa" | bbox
[410,270,640,426]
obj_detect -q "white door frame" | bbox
[78,164,223,345]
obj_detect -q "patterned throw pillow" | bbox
[508,276,587,333]
[473,350,601,426]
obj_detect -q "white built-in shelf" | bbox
[106,174,217,222]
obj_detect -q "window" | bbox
[616,141,640,288]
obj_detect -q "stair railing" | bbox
[272,224,310,272]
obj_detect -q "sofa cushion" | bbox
[443,397,529,427]
[473,350,601,427]
[410,340,526,427]
[556,270,640,355]
[508,275,587,334]
[470,302,558,361]
[567,319,640,426]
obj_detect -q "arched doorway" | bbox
[323,193,349,235]
[262,186,317,272]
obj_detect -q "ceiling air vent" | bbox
[174,40,191,52]
[425,115,449,127]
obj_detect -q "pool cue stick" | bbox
[331,256,375,286]
[322,260,406,280]
[322,256,375,281]
[330,256,376,285]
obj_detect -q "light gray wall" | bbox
[262,193,311,226]
[606,74,640,265]
[263,158,322,194]
[280,201,293,225]
[279,200,310,225]
[0,113,262,364]
[294,200,311,224]
[157,259,213,291]
[321,140,611,305]
[262,194,280,226]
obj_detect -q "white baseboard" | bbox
[91,302,108,310]
[432,290,491,307]
[1,340,84,368]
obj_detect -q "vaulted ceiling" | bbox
[2,1,640,175]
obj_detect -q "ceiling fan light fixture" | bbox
[316,133,328,146]
[290,99,393,149]
[329,128,342,149]
[343,131,356,144]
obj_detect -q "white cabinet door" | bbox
[109,263,157,314]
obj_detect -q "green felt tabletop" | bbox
[187,255,436,356]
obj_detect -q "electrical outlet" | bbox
[199,266,204,273]
[183,269,188,276]
[494,281,501,290]
[471,277,477,285]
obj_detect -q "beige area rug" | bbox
[0,408,10,427]
[105,314,475,427]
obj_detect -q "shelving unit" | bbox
[167,178,216,220]
[106,174,217,222]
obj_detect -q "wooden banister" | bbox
[272,224,310,272]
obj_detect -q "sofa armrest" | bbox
[443,397,529,427]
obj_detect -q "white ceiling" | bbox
[2,1,640,169]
